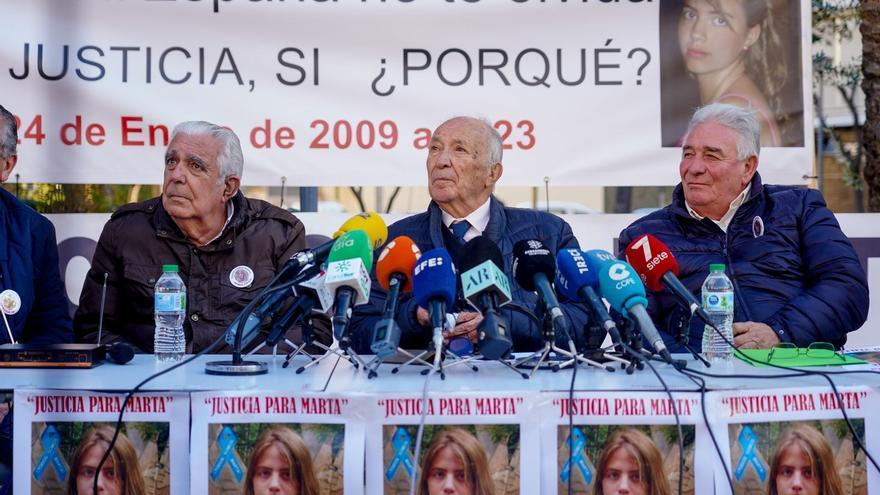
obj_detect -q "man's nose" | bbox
[167,164,186,182]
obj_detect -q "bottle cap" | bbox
[162,264,179,272]
[709,263,726,272]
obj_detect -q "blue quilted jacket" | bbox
[349,197,593,354]
[618,174,868,351]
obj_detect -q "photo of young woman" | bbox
[593,428,671,495]
[417,428,493,495]
[66,425,146,495]
[242,427,319,495]
[660,0,804,147]
[766,424,843,495]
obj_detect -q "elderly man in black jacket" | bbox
[74,121,318,354]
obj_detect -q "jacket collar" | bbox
[428,196,506,247]
[154,191,246,248]
[671,172,764,221]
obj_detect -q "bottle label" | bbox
[155,293,186,312]
[703,292,733,311]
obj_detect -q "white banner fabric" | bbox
[1,0,812,186]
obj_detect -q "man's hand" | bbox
[416,308,482,343]
[444,311,482,344]
[733,321,781,349]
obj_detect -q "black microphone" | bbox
[96,272,135,364]
[457,237,513,360]
[512,239,571,340]
[263,265,331,347]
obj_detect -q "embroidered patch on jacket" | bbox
[229,265,255,288]
[752,216,765,238]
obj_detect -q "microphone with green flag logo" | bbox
[324,230,373,348]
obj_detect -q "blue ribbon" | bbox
[560,427,591,484]
[210,426,244,482]
[385,427,415,481]
[735,425,767,482]
[33,425,67,481]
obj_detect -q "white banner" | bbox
[707,386,879,495]
[1,0,812,186]
[13,389,190,495]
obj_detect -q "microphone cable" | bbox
[91,266,314,493]
[408,350,441,495]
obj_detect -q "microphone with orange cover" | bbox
[371,236,422,358]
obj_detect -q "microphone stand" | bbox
[205,263,305,376]
[513,299,614,377]
[615,316,645,374]
[391,307,479,380]
[674,310,710,367]
[295,312,371,374]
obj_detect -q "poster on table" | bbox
[190,390,364,495]
[2,0,811,187]
[534,390,712,495]
[364,391,538,495]
[13,389,189,495]
[707,386,879,495]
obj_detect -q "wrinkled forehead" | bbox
[682,121,740,155]
[432,118,486,147]
[166,132,223,160]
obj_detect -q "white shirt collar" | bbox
[686,183,751,232]
[440,198,491,243]
[204,201,236,246]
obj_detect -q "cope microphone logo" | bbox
[607,262,636,290]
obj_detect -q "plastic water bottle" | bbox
[154,264,186,363]
[701,263,734,363]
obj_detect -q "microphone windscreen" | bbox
[511,239,556,292]
[412,248,457,308]
[554,248,593,301]
[376,236,422,292]
[594,257,648,313]
[457,236,503,273]
[624,234,680,292]
[106,342,135,364]
[327,230,374,271]
[333,211,388,250]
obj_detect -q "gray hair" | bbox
[683,103,761,160]
[476,117,503,167]
[169,121,244,181]
[0,105,17,159]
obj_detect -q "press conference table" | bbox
[2,351,877,393]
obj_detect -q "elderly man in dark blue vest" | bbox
[619,103,868,351]
[350,116,591,354]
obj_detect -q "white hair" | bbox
[683,103,761,160]
[169,121,244,181]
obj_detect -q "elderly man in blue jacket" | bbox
[350,116,591,354]
[619,103,868,351]
[0,104,72,493]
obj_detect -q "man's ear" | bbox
[223,175,241,200]
[488,162,503,186]
[742,156,758,186]
[0,155,17,183]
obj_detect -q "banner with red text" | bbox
[707,386,879,495]
[13,389,189,495]
[190,391,364,494]
[364,391,538,494]
[1,0,811,186]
